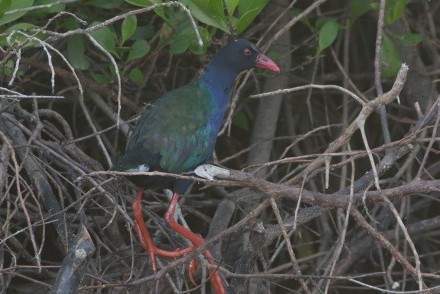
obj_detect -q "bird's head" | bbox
[216,39,280,73]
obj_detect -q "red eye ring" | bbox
[243,48,252,56]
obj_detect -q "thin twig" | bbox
[250,84,366,105]
[270,197,311,294]
[349,208,428,290]
[287,64,409,185]
[374,0,392,145]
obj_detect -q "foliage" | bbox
[0,0,270,86]
[1,0,439,293]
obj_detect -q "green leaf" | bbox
[0,22,37,46]
[385,0,411,25]
[349,0,375,22]
[131,24,154,40]
[28,0,65,18]
[127,39,150,62]
[129,68,144,85]
[188,0,229,33]
[388,31,426,46]
[237,0,269,33]
[381,33,401,78]
[395,33,425,45]
[170,37,189,54]
[0,59,15,76]
[224,0,238,15]
[236,7,260,34]
[67,35,89,70]
[125,0,166,20]
[89,0,124,9]
[90,23,118,55]
[315,17,336,30]
[0,0,11,18]
[290,8,312,29]
[189,26,210,54]
[169,16,205,54]
[238,0,269,16]
[125,0,158,7]
[91,72,113,84]
[318,20,339,53]
[0,0,34,26]
[121,15,137,44]
[232,111,249,131]
[0,22,44,47]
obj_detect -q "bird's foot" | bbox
[164,192,226,294]
[132,187,194,272]
[188,258,199,285]
[132,188,225,293]
[187,249,225,294]
[194,164,230,181]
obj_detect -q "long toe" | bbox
[188,258,199,286]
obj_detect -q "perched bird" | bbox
[112,39,280,294]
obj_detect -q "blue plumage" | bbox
[113,39,280,193]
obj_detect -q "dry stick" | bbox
[264,0,328,50]
[380,195,424,291]
[0,95,64,99]
[219,71,251,136]
[0,131,41,269]
[0,139,10,193]
[8,31,84,96]
[257,0,297,47]
[335,100,439,197]
[349,208,428,290]
[415,97,440,179]
[330,48,368,104]
[323,143,355,293]
[270,198,311,294]
[2,117,69,250]
[5,32,114,171]
[374,0,392,145]
[286,63,409,185]
[48,225,95,294]
[356,81,430,290]
[113,177,440,289]
[86,33,122,129]
[357,119,381,190]
[7,46,21,86]
[9,121,134,227]
[198,164,440,209]
[196,165,440,221]
[8,55,137,112]
[334,215,440,278]
[86,92,131,137]
[305,57,319,128]
[249,84,365,106]
[155,258,185,293]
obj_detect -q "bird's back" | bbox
[113,81,220,176]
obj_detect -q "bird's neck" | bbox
[199,60,239,109]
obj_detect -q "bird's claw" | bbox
[188,258,199,286]
[194,164,230,181]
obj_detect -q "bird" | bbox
[112,38,280,294]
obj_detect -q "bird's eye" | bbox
[243,48,252,56]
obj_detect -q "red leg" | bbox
[132,187,194,272]
[164,193,226,294]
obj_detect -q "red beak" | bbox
[256,53,280,73]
